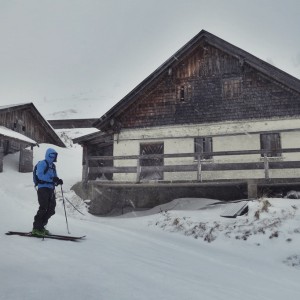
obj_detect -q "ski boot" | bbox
[43,228,50,235]
[31,228,45,237]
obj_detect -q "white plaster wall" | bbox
[117,117,300,140]
[281,131,300,161]
[112,118,300,181]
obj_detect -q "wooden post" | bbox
[0,145,3,173]
[82,145,89,182]
[136,158,141,183]
[263,153,269,179]
[247,180,258,198]
[197,153,202,182]
[19,147,33,173]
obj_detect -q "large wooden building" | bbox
[74,30,300,214]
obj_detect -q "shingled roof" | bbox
[93,29,300,130]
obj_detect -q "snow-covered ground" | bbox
[1,134,300,300]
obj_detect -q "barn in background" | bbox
[0,103,65,172]
[74,30,300,215]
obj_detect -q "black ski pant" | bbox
[33,188,56,230]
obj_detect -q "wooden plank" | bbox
[88,160,300,175]
[87,148,300,161]
[269,161,300,168]
[220,201,249,218]
[89,166,137,174]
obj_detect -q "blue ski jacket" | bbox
[36,148,58,189]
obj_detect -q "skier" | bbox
[32,148,63,236]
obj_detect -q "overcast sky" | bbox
[0,0,300,119]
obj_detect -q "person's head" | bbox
[45,148,58,163]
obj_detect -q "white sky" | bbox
[0,0,300,119]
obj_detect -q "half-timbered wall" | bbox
[117,44,300,129]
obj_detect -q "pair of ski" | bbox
[6,231,86,242]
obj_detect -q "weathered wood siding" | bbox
[117,44,300,128]
[0,109,57,147]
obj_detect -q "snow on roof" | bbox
[0,126,37,145]
[0,102,65,147]
[0,103,29,110]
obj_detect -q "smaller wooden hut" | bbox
[0,102,65,172]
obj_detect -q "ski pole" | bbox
[60,185,70,234]
[64,196,85,216]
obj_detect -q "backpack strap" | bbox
[35,160,54,186]
[43,160,49,175]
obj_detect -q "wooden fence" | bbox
[83,148,300,183]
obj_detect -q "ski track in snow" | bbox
[1,141,300,300]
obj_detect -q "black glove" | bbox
[53,177,63,185]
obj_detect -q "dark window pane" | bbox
[260,133,281,157]
[194,137,213,159]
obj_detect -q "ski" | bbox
[5,231,86,242]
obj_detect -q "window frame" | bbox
[222,77,242,99]
[260,133,282,158]
[177,84,192,102]
[194,137,213,160]
[139,142,164,181]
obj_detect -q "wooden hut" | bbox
[0,102,65,172]
[74,30,300,214]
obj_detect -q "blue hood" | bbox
[45,148,58,163]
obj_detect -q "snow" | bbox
[1,132,300,300]
[0,125,37,145]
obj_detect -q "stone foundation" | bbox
[72,181,248,215]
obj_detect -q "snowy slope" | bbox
[1,138,300,300]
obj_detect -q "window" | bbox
[260,133,281,157]
[140,143,164,181]
[177,84,192,102]
[222,77,242,99]
[194,137,213,160]
[179,86,185,101]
